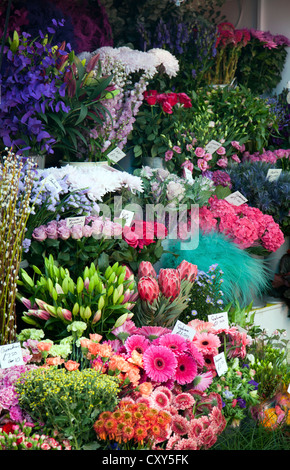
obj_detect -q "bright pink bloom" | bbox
[138,276,160,304]
[177,260,198,282]
[142,345,177,382]
[158,268,181,300]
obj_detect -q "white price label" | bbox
[44,174,62,193]
[205,140,222,154]
[107,147,126,164]
[288,383,290,394]
[173,320,196,340]
[0,342,24,369]
[184,167,194,183]
[118,210,134,227]
[213,352,228,376]
[266,169,282,182]
[208,311,229,330]
[66,216,86,228]
[225,191,248,206]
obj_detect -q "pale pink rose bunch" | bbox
[32,216,123,242]
[198,195,284,252]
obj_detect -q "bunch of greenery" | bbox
[189,86,279,152]
[17,255,137,339]
[248,328,290,401]
[15,367,120,450]
[236,32,290,96]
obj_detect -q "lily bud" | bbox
[92,310,102,324]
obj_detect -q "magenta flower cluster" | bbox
[198,195,285,252]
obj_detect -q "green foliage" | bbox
[15,368,120,449]
[237,40,288,96]
[17,256,137,339]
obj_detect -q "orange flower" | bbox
[80,338,92,349]
[88,342,112,358]
[134,426,147,442]
[139,382,153,396]
[64,360,80,371]
[128,350,143,368]
[37,341,52,352]
[90,333,102,343]
[46,356,64,366]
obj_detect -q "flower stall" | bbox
[0,0,290,453]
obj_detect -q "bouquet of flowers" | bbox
[78,47,180,159]
[135,260,198,328]
[135,166,215,210]
[17,256,138,338]
[128,89,192,162]
[197,195,285,255]
[205,22,251,85]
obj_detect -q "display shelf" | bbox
[251,297,290,339]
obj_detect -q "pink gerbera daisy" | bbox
[192,371,213,392]
[209,406,227,434]
[137,325,172,340]
[158,333,188,355]
[150,390,170,409]
[173,392,195,410]
[142,345,177,383]
[175,354,197,385]
[124,334,151,356]
[153,385,173,402]
[188,343,205,369]
[188,418,204,440]
[188,319,215,333]
[192,332,221,355]
[171,415,189,436]
[174,437,199,450]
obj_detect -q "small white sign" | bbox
[118,210,134,227]
[184,167,194,183]
[288,383,290,394]
[66,216,86,229]
[44,174,62,193]
[107,147,126,164]
[213,352,228,376]
[205,140,222,154]
[208,311,229,330]
[0,342,24,369]
[266,169,282,182]
[225,191,248,206]
[173,320,196,340]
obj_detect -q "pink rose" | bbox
[165,150,174,161]
[231,154,241,163]
[91,218,104,237]
[173,145,181,154]
[203,153,213,161]
[217,157,228,168]
[112,222,123,237]
[32,225,47,242]
[45,223,58,239]
[197,159,209,171]
[82,225,93,237]
[195,147,205,158]
[216,146,226,155]
[57,225,71,240]
[70,224,83,239]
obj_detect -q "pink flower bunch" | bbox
[188,318,252,366]
[122,221,168,250]
[134,385,225,450]
[0,422,71,450]
[242,148,290,164]
[198,196,284,252]
[32,216,123,242]
[0,364,38,423]
[137,260,197,304]
[248,28,290,49]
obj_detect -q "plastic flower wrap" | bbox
[17,256,138,338]
[197,195,285,255]
[135,260,198,328]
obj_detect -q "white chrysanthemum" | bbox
[147,48,180,77]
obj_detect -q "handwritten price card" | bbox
[173,320,196,341]
[0,342,24,369]
[213,352,228,376]
[107,147,126,164]
[66,216,86,228]
[225,191,248,206]
[205,140,222,154]
[208,311,229,330]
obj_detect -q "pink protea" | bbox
[177,260,198,282]
[158,269,181,301]
[138,261,157,279]
[138,276,160,304]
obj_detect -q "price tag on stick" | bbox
[213,352,228,376]
[173,320,196,340]
[0,342,24,369]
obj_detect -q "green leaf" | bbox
[75,103,88,125]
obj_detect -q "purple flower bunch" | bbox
[0,364,37,423]
[0,20,70,155]
[32,216,123,243]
